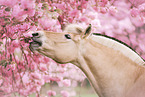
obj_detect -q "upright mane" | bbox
[91,33,145,65]
[63,24,144,65]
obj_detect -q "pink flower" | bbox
[139,3,145,17]
[20,0,35,9]
[0,79,3,86]
[61,90,70,97]
[30,72,41,80]
[57,68,65,73]
[68,17,74,23]
[37,3,43,8]
[129,0,145,6]
[130,16,144,27]
[39,63,47,71]
[69,9,79,17]
[130,8,140,17]
[43,75,61,82]
[98,0,108,7]
[12,5,27,21]
[99,7,107,14]
[22,73,30,84]
[80,17,88,22]
[38,17,57,30]
[9,63,16,70]
[20,0,36,16]
[109,6,118,15]
[12,0,35,21]
[60,64,66,67]
[43,57,50,63]
[47,90,56,97]
[43,75,51,83]
[19,23,31,32]
[53,2,66,10]
[0,0,18,7]
[63,79,71,87]
[49,77,61,82]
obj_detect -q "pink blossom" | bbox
[80,16,88,22]
[129,0,145,6]
[0,0,18,7]
[7,40,19,53]
[98,0,108,7]
[12,5,27,21]
[43,75,51,83]
[39,63,48,71]
[60,64,66,67]
[139,39,145,52]
[22,73,30,84]
[30,72,41,80]
[5,25,18,38]
[91,19,101,28]
[12,0,35,21]
[38,17,57,30]
[49,77,61,82]
[0,79,3,86]
[130,8,140,17]
[57,68,65,73]
[69,9,79,17]
[47,90,56,97]
[37,3,43,8]
[61,90,70,97]
[20,0,35,9]
[9,63,16,70]
[0,0,145,96]
[139,3,145,17]
[53,2,66,10]
[43,57,50,63]
[109,6,118,15]
[130,16,144,27]
[20,0,36,16]
[63,79,71,87]
[138,3,145,11]
[88,12,96,19]
[99,7,107,14]
[29,62,38,70]
[68,17,74,23]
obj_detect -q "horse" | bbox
[29,24,145,97]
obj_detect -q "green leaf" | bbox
[4,63,7,68]
[5,7,11,12]
[0,42,3,46]
[0,60,6,65]
[0,51,3,55]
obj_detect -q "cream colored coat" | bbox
[29,24,145,97]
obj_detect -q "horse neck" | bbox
[75,37,144,97]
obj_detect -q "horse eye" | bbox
[65,34,71,39]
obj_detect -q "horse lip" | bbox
[29,41,42,52]
[30,41,42,46]
[29,37,42,51]
[31,37,42,46]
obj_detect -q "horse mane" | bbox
[63,24,144,65]
[91,33,145,65]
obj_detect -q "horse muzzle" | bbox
[29,33,42,51]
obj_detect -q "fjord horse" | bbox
[29,24,145,97]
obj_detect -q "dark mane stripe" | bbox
[92,33,145,62]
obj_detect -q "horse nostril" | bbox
[32,33,39,37]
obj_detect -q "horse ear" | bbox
[82,24,92,39]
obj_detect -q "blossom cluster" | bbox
[0,0,145,97]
